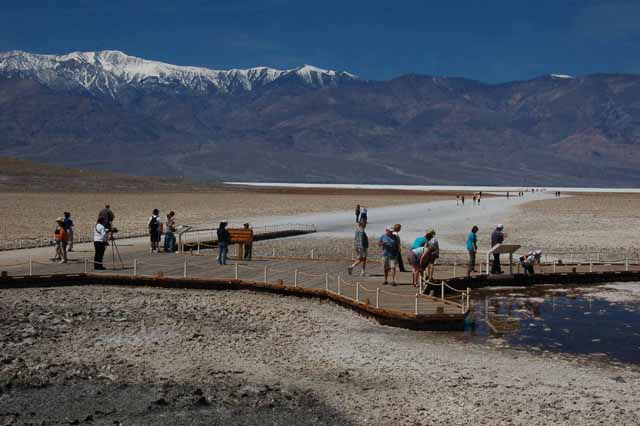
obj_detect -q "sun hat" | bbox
[427,228,436,236]
[56,217,64,223]
[392,224,401,231]
[497,224,504,229]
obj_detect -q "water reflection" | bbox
[464,283,640,364]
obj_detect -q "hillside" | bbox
[1,50,640,186]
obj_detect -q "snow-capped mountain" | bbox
[0,50,359,97]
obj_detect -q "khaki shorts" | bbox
[383,255,398,269]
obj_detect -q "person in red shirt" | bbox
[54,218,68,263]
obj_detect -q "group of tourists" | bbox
[457,193,482,206]
[52,212,74,263]
[147,209,177,253]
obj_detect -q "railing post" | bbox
[376,288,379,308]
[83,257,88,274]
[466,288,470,311]
[453,261,457,277]
[589,262,593,273]
[29,258,33,276]
[264,265,268,283]
[415,294,419,315]
[183,259,188,278]
[337,275,341,295]
[235,263,239,280]
[294,269,298,287]
[272,247,276,258]
[356,282,359,302]
[197,241,201,255]
[325,273,329,291]
[311,249,315,259]
[133,259,137,276]
[553,263,556,273]
[441,281,445,300]
[625,256,629,272]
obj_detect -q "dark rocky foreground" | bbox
[1,285,639,425]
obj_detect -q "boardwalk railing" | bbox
[0,252,469,316]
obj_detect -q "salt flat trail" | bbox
[246,192,555,251]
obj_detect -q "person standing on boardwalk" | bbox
[243,223,253,260]
[217,221,230,265]
[163,211,176,252]
[423,229,439,283]
[392,223,407,272]
[490,224,506,274]
[348,221,369,276]
[456,194,460,206]
[63,212,74,252]
[467,226,479,277]
[355,204,361,223]
[53,218,68,263]
[379,227,399,286]
[93,217,109,270]
[148,209,162,253]
[98,205,115,229]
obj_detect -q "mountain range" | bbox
[1,50,639,186]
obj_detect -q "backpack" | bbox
[148,216,159,232]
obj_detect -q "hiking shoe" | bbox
[347,266,353,275]
[360,270,366,277]
[391,281,397,286]
[383,281,388,286]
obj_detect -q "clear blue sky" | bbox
[2,0,640,82]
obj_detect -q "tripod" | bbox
[107,234,125,270]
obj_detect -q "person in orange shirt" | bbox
[54,217,68,263]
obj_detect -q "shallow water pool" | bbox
[465,282,640,364]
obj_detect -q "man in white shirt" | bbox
[93,217,109,270]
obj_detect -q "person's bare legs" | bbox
[383,265,389,284]
[391,267,397,285]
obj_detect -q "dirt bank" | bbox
[1,286,638,425]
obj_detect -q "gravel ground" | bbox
[1,286,639,425]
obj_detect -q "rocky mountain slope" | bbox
[1,50,639,186]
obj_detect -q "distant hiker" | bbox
[392,223,407,272]
[359,208,368,224]
[379,227,399,286]
[456,194,460,206]
[63,211,74,252]
[98,204,115,228]
[423,229,439,283]
[467,225,479,277]
[164,211,176,252]
[461,195,465,205]
[490,224,506,274]
[472,195,477,206]
[348,221,369,276]
[148,209,162,253]
[243,223,253,260]
[477,195,481,206]
[53,218,68,263]
[355,204,361,223]
[93,217,109,270]
[507,191,510,199]
[217,221,230,265]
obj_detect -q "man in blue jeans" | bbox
[217,221,230,265]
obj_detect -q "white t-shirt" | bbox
[94,223,108,242]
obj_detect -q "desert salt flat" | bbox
[242,191,553,251]
[228,182,640,193]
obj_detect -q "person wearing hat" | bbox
[53,218,68,263]
[421,229,439,283]
[379,226,399,286]
[217,221,230,265]
[490,224,506,274]
[519,250,542,275]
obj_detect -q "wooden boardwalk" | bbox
[0,244,469,327]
